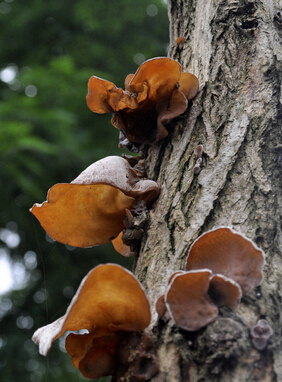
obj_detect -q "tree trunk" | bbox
[134,0,282,380]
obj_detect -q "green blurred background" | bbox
[0,1,168,381]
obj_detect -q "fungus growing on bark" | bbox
[112,231,132,257]
[112,200,149,257]
[176,36,185,50]
[209,274,242,309]
[194,144,204,174]
[178,72,199,100]
[186,227,265,295]
[86,57,199,146]
[156,228,266,331]
[66,333,120,379]
[30,156,158,248]
[156,294,167,319]
[156,271,242,330]
[165,270,219,331]
[32,264,151,379]
[251,319,273,350]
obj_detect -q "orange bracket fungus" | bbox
[30,156,158,248]
[186,227,265,296]
[32,264,153,379]
[86,57,199,147]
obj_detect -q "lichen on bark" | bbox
[134,0,282,380]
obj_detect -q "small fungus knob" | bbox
[251,319,273,350]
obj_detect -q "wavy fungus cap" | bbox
[165,270,219,331]
[30,156,158,248]
[87,57,199,145]
[66,333,120,379]
[158,269,242,330]
[32,264,151,359]
[209,274,242,309]
[186,227,265,296]
[111,231,132,257]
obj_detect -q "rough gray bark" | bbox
[134,0,282,380]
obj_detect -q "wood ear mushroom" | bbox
[30,156,158,249]
[87,57,199,147]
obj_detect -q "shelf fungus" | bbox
[30,156,158,248]
[166,270,218,331]
[32,264,154,379]
[156,227,265,332]
[186,227,265,296]
[157,269,241,331]
[86,57,199,147]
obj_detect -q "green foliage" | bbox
[0,0,168,381]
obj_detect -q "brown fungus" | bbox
[32,264,151,379]
[165,270,219,331]
[156,294,167,318]
[87,57,199,146]
[194,144,204,159]
[178,72,199,100]
[251,319,273,350]
[209,274,242,309]
[186,227,265,296]
[156,271,185,321]
[30,156,158,248]
[156,294,171,322]
[194,144,204,174]
[157,269,242,331]
[156,228,264,332]
[112,201,149,257]
[112,231,132,257]
[159,271,242,332]
[66,333,120,379]
[176,36,185,50]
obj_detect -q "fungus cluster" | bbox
[251,319,273,350]
[32,264,157,379]
[87,57,199,148]
[31,56,198,378]
[30,52,269,379]
[112,203,148,257]
[156,228,265,331]
[30,156,158,249]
